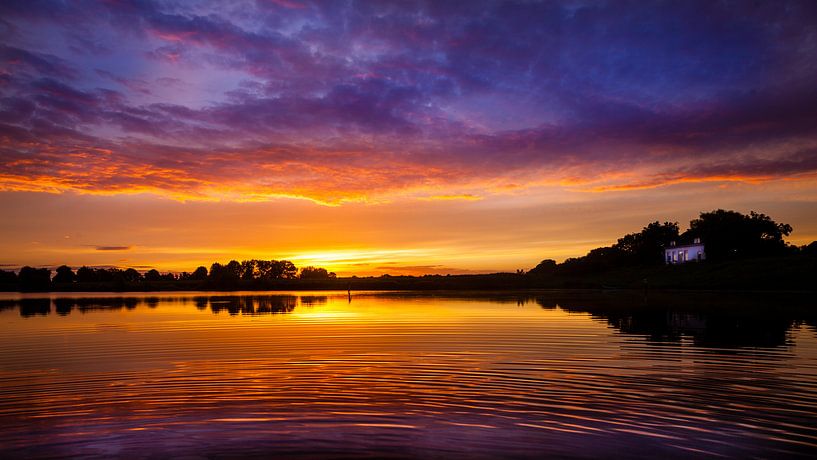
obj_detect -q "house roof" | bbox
[665,243,704,250]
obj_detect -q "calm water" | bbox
[1,291,816,458]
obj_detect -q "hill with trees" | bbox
[528,209,815,290]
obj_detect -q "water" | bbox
[1,291,816,458]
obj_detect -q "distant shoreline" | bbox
[2,253,815,293]
[1,287,815,297]
[4,209,814,294]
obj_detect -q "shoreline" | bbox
[1,286,815,296]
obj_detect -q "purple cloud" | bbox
[0,1,815,202]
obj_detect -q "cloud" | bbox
[0,45,76,80]
[95,246,132,251]
[0,1,815,203]
[591,148,817,192]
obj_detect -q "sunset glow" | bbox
[2,1,816,274]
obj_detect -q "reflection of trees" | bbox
[19,298,50,317]
[54,298,74,315]
[525,292,816,349]
[2,294,306,317]
[0,299,17,312]
[7,292,816,348]
[532,297,558,309]
[207,295,297,315]
[194,296,208,310]
[384,292,815,349]
[76,297,139,313]
[586,308,794,348]
[299,296,327,306]
[356,290,802,349]
[257,296,297,314]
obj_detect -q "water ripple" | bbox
[0,291,815,458]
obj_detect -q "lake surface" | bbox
[1,290,816,458]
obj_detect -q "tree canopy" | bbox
[17,266,51,292]
[52,265,76,284]
[299,266,337,280]
[614,221,680,265]
[530,209,798,276]
[682,210,792,261]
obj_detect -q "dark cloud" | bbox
[0,97,35,124]
[0,45,76,80]
[601,148,817,192]
[95,246,131,251]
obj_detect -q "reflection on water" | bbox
[0,291,816,458]
[1,294,317,317]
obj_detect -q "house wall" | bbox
[664,244,705,264]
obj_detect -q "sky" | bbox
[1,0,817,275]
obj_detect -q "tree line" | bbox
[528,209,816,276]
[0,259,337,292]
[2,209,814,292]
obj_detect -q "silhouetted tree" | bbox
[18,266,51,292]
[240,260,257,280]
[75,266,123,283]
[100,268,119,282]
[94,268,112,282]
[299,266,336,279]
[52,265,76,284]
[614,221,680,265]
[123,268,142,283]
[76,266,96,283]
[253,260,269,279]
[559,246,626,275]
[682,210,792,261]
[528,259,557,276]
[191,266,208,280]
[144,269,162,282]
[803,241,817,257]
[209,262,223,277]
[225,260,242,280]
[207,261,240,288]
[255,260,295,280]
[276,260,298,279]
[0,269,17,285]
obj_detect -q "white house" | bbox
[665,238,705,264]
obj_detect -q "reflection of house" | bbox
[664,238,705,264]
[667,312,707,332]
